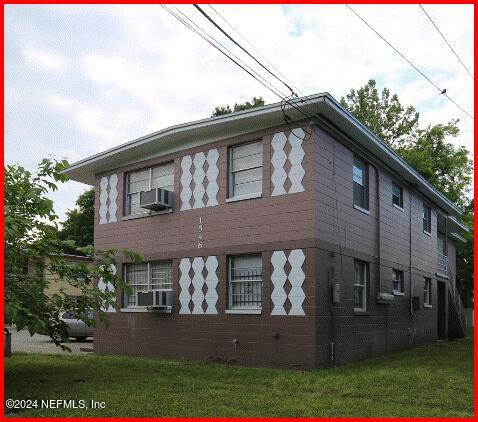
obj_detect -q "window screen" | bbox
[392,182,403,208]
[354,260,368,311]
[228,254,262,309]
[423,204,432,233]
[353,156,368,209]
[229,141,262,198]
[392,269,404,293]
[125,163,174,215]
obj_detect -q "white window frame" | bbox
[125,162,174,216]
[392,269,404,295]
[424,277,432,307]
[353,155,369,211]
[423,203,432,234]
[392,182,403,209]
[227,254,262,311]
[353,260,368,312]
[228,141,263,201]
[123,261,173,308]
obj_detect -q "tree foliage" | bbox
[58,188,95,254]
[4,159,141,350]
[212,96,265,117]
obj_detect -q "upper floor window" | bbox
[353,260,368,312]
[124,261,173,308]
[423,203,432,234]
[424,277,432,307]
[228,254,262,310]
[228,141,262,199]
[392,269,404,294]
[392,182,403,208]
[125,163,174,216]
[353,156,369,210]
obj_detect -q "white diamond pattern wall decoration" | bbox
[288,129,306,194]
[178,256,219,315]
[99,175,119,224]
[270,130,305,195]
[204,256,219,314]
[179,258,192,314]
[98,264,117,312]
[287,249,306,315]
[271,132,288,197]
[205,149,219,207]
[270,251,288,315]
[108,174,118,222]
[191,257,205,314]
[180,148,219,210]
[180,155,193,211]
[271,249,306,316]
[99,177,108,224]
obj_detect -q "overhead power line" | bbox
[346,4,473,120]
[193,4,297,97]
[419,4,474,80]
[206,4,304,96]
[160,5,288,100]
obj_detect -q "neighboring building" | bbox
[27,254,92,299]
[63,93,468,369]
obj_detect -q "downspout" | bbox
[368,163,381,299]
[409,189,413,315]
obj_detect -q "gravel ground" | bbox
[8,327,93,355]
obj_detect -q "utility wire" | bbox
[162,5,314,126]
[207,4,304,96]
[346,4,473,120]
[193,4,297,97]
[161,5,288,100]
[419,4,473,80]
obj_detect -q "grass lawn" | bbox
[5,336,473,417]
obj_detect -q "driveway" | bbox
[9,327,93,355]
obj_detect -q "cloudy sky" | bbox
[5,4,474,221]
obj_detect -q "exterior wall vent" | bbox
[140,188,173,211]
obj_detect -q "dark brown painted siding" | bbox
[93,121,457,368]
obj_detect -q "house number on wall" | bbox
[197,217,203,249]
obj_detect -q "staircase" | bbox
[447,276,467,339]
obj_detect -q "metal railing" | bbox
[437,253,448,274]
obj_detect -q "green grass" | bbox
[5,336,474,417]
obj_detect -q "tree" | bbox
[456,199,474,308]
[212,96,265,117]
[341,79,473,305]
[340,80,419,148]
[4,159,141,350]
[58,188,95,253]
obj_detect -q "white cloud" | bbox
[23,47,67,71]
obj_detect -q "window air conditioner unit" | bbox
[376,292,394,304]
[136,290,173,312]
[140,188,173,211]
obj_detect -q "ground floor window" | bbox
[228,254,262,310]
[392,269,404,294]
[124,261,172,307]
[424,277,432,307]
[354,260,368,312]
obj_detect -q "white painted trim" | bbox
[353,204,370,215]
[226,192,262,203]
[423,230,432,237]
[120,307,149,313]
[424,304,433,309]
[393,291,405,296]
[436,272,449,279]
[122,208,172,221]
[392,203,404,212]
[225,309,262,315]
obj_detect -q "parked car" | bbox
[60,310,94,341]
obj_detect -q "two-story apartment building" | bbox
[63,93,468,369]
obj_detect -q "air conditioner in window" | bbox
[140,188,173,211]
[136,290,173,312]
[376,292,394,304]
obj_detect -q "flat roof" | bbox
[62,92,462,217]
